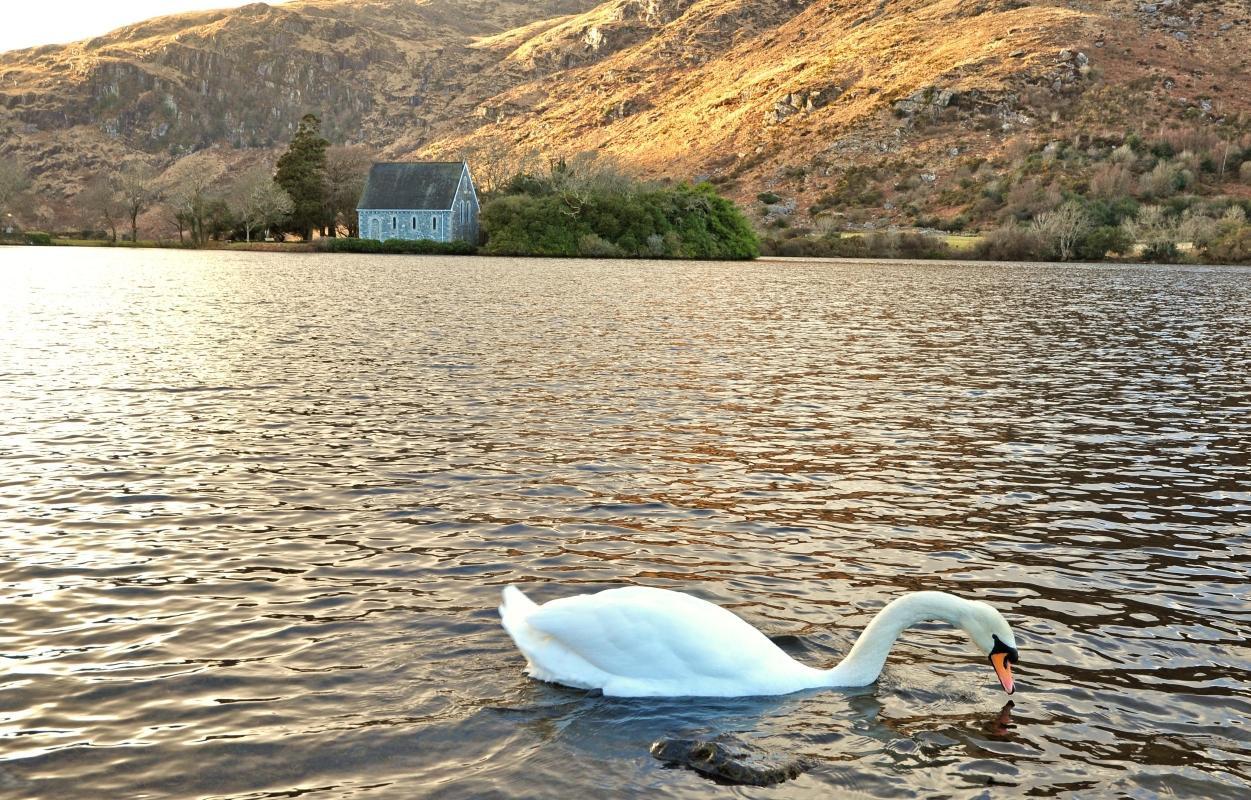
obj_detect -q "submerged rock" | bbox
[650,734,813,786]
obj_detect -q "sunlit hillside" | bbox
[2,0,1249,228]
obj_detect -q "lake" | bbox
[1,248,1249,799]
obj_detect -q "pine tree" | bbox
[275,113,330,240]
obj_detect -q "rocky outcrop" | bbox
[624,0,698,26]
[764,85,843,125]
[892,86,957,118]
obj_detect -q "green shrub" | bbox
[1084,196,1140,226]
[577,233,624,257]
[756,192,782,205]
[24,232,52,246]
[824,234,871,257]
[1204,225,1251,264]
[760,232,870,258]
[761,231,953,259]
[1140,241,1179,262]
[481,181,758,260]
[1074,226,1132,260]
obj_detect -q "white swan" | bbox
[499,585,1019,698]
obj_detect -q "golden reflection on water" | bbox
[1,248,1250,799]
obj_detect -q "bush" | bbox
[1084,196,1140,226]
[1138,161,1189,199]
[935,215,968,233]
[971,225,1049,261]
[761,229,952,260]
[576,233,624,257]
[1140,240,1179,262]
[319,237,476,255]
[756,192,782,204]
[761,232,871,258]
[1089,163,1134,199]
[1074,226,1132,260]
[481,181,758,260]
[24,232,52,246]
[864,231,952,259]
[809,167,883,214]
[1122,205,1181,263]
[1204,225,1251,263]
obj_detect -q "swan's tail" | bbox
[499,585,538,638]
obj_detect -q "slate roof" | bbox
[357,162,466,210]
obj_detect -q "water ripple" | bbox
[1,250,1249,798]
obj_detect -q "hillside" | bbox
[2,0,1249,231]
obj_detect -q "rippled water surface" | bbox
[2,249,1250,799]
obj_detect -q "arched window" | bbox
[432,216,438,233]
[391,216,397,230]
[412,216,416,230]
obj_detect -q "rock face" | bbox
[0,0,603,195]
[650,734,813,786]
[765,86,842,125]
[892,86,957,119]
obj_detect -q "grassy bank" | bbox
[3,235,319,252]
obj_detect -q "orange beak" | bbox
[990,652,1015,694]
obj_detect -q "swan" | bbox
[499,585,1019,698]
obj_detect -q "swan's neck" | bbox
[822,591,973,687]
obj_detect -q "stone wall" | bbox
[358,209,453,242]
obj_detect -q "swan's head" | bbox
[961,601,1019,694]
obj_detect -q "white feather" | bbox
[499,585,1017,698]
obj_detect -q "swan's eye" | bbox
[990,634,1019,664]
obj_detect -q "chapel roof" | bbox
[357,162,467,210]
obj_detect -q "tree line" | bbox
[1,114,373,246]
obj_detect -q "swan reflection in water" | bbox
[487,654,1022,787]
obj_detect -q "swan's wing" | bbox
[525,586,789,682]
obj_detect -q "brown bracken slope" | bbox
[2,0,1248,223]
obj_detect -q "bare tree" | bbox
[117,162,160,243]
[1031,201,1089,261]
[0,156,31,232]
[77,175,127,242]
[547,151,636,215]
[228,165,294,243]
[162,152,227,246]
[465,138,543,196]
[324,144,374,237]
[1178,209,1220,250]
[1122,204,1180,261]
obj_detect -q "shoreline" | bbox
[4,239,1248,268]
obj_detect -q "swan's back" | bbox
[499,585,822,697]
